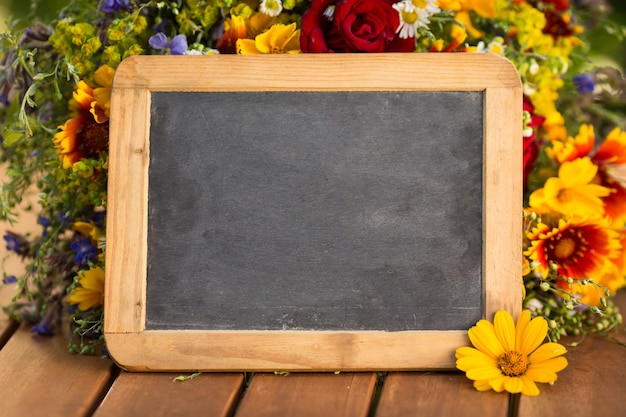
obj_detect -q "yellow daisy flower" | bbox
[67,267,105,311]
[456,310,568,396]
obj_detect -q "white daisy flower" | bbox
[260,0,283,17]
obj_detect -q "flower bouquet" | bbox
[0,0,625,396]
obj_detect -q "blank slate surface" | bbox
[105,54,522,371]
[146,90,483,331]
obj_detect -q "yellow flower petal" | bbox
[473,380,493,391]
[519,316,548,355]
[468,320,506,359]
[494,310,515,352]
[525,357,568,383]
[529,342,568,363]
[466,366,503,381]
[519,376,541,396]
[515,310,531,352]
[503,376,524,394]
[488,375,507,392]
[67,267,105,311]
[236,38,261,54]
[94,64,115,88]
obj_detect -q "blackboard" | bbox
[146,91,483,331]
[105,54,522,371]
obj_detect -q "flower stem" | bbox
[508,393,520,417]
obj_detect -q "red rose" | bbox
[301,0,415,53]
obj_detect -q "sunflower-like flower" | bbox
[525,216,620,279]
[67,267,105,311]
[53,65,114,169]
[456,310,568,396]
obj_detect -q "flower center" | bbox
[77,119,110,157]
[544,227,587,262]
[412,0,428,8]
[497,351,530,377]
[554,237,576,260]
[401,9,419,24]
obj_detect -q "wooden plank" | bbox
[235,372,377,417]
[519,290,626,417]
[94,372,244,417]
[0,324,116,417]
[0,283,19,348]
[375,372,509,417]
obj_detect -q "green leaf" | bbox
[2,131,24,147]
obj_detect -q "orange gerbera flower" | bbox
[53,66,113,169]
[525,216,620,279]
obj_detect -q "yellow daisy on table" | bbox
[456,310,568,396]
[67,267,105,311]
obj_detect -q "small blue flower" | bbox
[70,237,98,265]
[3,233,23,254]
[31,323,54,336]
[170,35,188,55]
[92,211,106,228]
[149,32,188,55]
[2,275,17,284]
[38,216,50,238]
[573,73,595,94]
[148,32,169,49]
[103,0,130,13]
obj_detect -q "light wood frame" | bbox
[105,54,522,372]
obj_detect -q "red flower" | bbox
[301,0,415,53]
[523,96,544,185]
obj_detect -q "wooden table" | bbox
[1,286,624,417]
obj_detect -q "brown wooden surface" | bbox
[0,323,116,417]
[235,372,378,417]
[94,372,244,417]
[376,372,509,417]
[519,290,626,417]
[0,289,624,416]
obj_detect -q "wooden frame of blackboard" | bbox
[105,54,522,372]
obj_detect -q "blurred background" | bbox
[1,0,624,68]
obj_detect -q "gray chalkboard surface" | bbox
[105,54,522,371]
[145,90,483,331]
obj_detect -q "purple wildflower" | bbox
[149,32,188,55]
[573,73,595,94]
[170,35,188,55]
[70,237,98,265]
[3,233,22,253]
[102,0,130,13]
[2,275,17,284]
[31,322,54,336]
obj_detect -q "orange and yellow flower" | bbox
[53,65,114,169]
[525,216,620,279]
